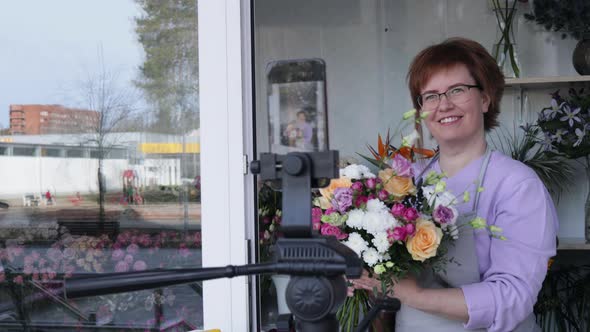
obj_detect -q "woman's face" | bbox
[420,64,490,147]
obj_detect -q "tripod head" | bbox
[251,151,363,331]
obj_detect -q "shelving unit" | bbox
[558,237,590,251]
[505,75,590,89]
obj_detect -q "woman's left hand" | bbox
[350,270,423,303]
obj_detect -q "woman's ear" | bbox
[481,91,491,114]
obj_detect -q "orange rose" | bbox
[378,169,416,198]
[406,219,443,262]
[318,177,353,207]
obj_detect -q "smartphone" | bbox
[266,58,328,154]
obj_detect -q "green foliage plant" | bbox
[524,0,590,40]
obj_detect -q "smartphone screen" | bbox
[266,59,328,154]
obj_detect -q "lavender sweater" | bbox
[417,150,558,331]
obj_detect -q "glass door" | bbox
[0,1,219,330]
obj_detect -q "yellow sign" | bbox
[0,137,13,143]
[140,143,200,154]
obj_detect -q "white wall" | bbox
[0,156,184,199]
[254,0,586,239]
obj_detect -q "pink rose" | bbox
[133,260,147,271]
[365,178,377,189]
[351,181,364,192]
[115,261,130,272]
[388,226,408,241]
[403,207,419,222]
[111,249,125,261]
[320,224,348,240]
[391,203,406,217]
[377,189,390,201]
[405,223,416,236]
[126,244,139,255]
[124,254,134,264]
[354,196,368,208]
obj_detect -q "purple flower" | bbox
[320,224,348,240]
[133,260,148,271]
[351,181,364,192]
[391,203,406,217]
[377,189,389,201]
[403,207,419,222]
[433,205,455,224]
[390,154,414,177]
[331,187,353,213]
[115,261,130,272]
[365,178,377,189]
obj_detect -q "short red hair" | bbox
[407,37,505,131]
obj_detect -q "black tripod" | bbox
[60,151,399,331]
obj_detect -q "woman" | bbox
[350,38,558,331]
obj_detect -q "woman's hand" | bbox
[348,270,423,303]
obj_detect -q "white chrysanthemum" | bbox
[346,209,365,229]
[344,232,369,256]
[362,211,397,235]
[357,165,376,178]
[366,198,387,213]
[340,164,376,179]
[371,232,391,254]
[362,248,380,267]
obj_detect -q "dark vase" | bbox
[572,38,590,75]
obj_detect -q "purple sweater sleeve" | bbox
[461,177,557,331]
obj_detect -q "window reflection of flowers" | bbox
[258,182,282,294]
[0,228,202,323]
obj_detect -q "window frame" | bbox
[199,0,253,330]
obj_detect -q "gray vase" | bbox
[572,38,590,75]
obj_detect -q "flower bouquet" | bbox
[314,116,499,331]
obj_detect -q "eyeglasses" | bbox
[417,84,481,111]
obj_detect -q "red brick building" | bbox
[9,104,99,135]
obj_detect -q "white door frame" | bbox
[198,0,253,330]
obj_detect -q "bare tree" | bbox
[71,52,139,222]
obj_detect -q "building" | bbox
[9,104,99,135]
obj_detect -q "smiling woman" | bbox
[377,37,559,332]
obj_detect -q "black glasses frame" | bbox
[417,84,481,109]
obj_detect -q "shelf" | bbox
[557,237,590,251]
[505,75,590,89]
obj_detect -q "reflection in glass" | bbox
[0,0,202,330]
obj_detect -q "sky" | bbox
[0,0,144,126]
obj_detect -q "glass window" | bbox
[41,148,61,157]
[66,149,85,158]
[0,1,202,330]
[12,146,36,156]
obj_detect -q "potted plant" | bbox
[524,0,590,74]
